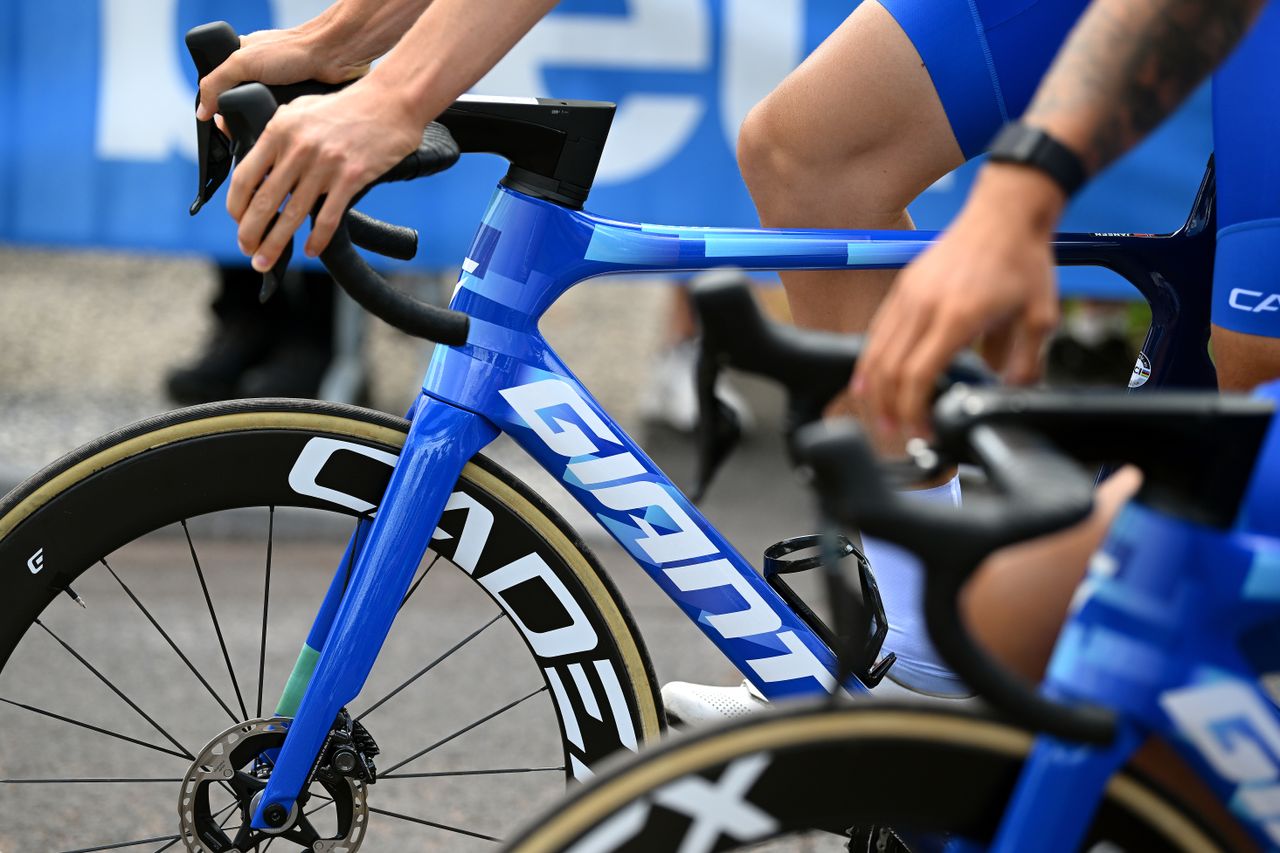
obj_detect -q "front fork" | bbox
[988,722,1143,853]
[251,393,498,829]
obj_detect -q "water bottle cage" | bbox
[763,535,896,689]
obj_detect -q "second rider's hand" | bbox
[225,77,423,271]
[852,164,1067,440]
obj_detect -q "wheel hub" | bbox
[178,717,369,852]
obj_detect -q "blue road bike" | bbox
[0,20,1224,851]
[502,294,1280,853]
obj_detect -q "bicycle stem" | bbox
[252,392,499,830]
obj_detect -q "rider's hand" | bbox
[195,22,372,122]
[852,164,1067,440]
[225,77,422,271]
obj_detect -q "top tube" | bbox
[451,185,1149,333]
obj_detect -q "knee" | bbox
[738,98,841,204]
[736,98,795,199]
[736,95,907,226]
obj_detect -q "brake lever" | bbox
[186,22,239,215]
[259,226,293,302]
[191,123,233,216]
[692,346,743,502]
[186,22,354,218]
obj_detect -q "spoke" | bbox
[304,793,336,816]
[382,685,548,775]
[60,835,180,853]
[257,507,274,720]
[218,801,240,828]
[183,519,249,721]
[35,620,193,759]
[397,554,440,613]
[101,558,239,725]
[303,800,334,818]
[2,777,182,784]
[0,696,188,760]
[152,802,236,853]
[357,613,503,721]
[381,765,563,780]
[367,805,501,843]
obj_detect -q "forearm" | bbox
[359,0,559,127]
[1025,0,1265,175]
[308,0,436,66]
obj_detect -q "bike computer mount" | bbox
[440,96,616,210]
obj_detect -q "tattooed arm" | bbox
[854,0,1266,437]
[1026,0,1263,175]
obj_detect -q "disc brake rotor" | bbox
[179,717,368,852]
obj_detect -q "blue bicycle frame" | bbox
[986,379,1280,852]
[252,164,1221,829]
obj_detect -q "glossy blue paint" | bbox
[1239,381,1280,537]
[258,171,1222,829]
[990,439,1280,850]
[991,723,1144,853]
[298,519,368,661]
[497,358,844,700]
[424,187,861,701]
[253,394,497,828]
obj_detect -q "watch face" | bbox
[989,124,1085,196]
[1015,132,1042,160]
[997,125,1040,160]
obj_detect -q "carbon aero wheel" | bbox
[504,701,1225,853]
[0,399,661,852]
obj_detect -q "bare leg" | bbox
[1212,325,1280,392]
[738,0,963,341]
[961,467,1142,680]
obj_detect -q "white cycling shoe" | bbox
[661,679,768,727]
[662,677,969,727]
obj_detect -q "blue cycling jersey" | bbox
[879,0,1280,341]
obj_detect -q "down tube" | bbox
[488,351,866,701]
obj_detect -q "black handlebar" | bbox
[346,210,417,262]
[694,271,994,402]
[688,271,996,499]
[187,23,470,348]
[323,217,470,345]
[796,381,1275,741]
[796,409,1118,743]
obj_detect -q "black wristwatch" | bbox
[986,123,1087,198]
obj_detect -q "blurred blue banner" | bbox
[0,0,1211,298]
